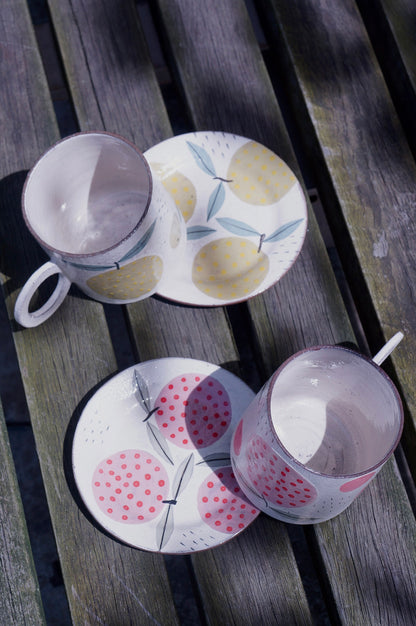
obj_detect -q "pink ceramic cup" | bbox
[231,345,403,524]
[14,131,185,327]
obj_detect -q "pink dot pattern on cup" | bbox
[233,419,243,456]
[198,466,259,533]
[247,436,317,508]
[340,472,375,492]
[92,449,169,524]
[155,374,232,449]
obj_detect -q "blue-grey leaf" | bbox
[64,261,114,272]
[187,225,217,240]
[196,452,231,467]
[216,217,260,237]
[156,505,174,551]
[118,220,156,263]
[133,369,152,414]
[173,453,194,499]
[207,182,225,221]
[186,141,217,177]
[147,422,174,465]
[264,218,304,243]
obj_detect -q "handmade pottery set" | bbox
[15,131,403,553]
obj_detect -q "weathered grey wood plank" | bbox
[314,462,416,625]
[47,0,172,148]
[357,0,416,157]
[191,515,314,626]
[0,400,46,625]
[155,0,416,623]
[0,1,178,624]
[153,0,353,623]
[257,0,416,475]
[153,0,353,346]
[249,0,416,622]
[47,0,315,623]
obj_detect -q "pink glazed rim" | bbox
[21,130,153,259]
[266,344,404,479]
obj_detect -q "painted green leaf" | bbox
[172,453,194,499]
[207,182,225,221]
[147,422,174,465]
[156,505,174,551]
[216,217,260,237]
[187,225,217,240]
[186,141,216,177]
[264,218,304,243]
[118,220,156,262]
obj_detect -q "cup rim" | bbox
[266,344,404,479]
[22,130,153,258]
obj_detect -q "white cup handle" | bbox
[14,261,72,328]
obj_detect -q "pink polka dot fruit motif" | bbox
[232,422,377,523]
[92,449,169,524]
[232,425,318,522]
[153,372,232,448]
[91,368,259,551]
[198,466,258,535]
[246,435,317,509]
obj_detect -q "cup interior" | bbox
[23,132,152,255]
[269,346,403,476]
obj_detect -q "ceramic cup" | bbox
[14,131,185,327]
[231,345,403,524]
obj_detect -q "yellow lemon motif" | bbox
[192,237,269,300]
[87,256,163,300]
[169,211,183,248]
[152,162,196,222]
[227,141,296,205]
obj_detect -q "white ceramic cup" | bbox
[231,345,403,524]
[14,131,185,327]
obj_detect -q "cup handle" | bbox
[14,261,71,328]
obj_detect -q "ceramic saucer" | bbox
[145,131,308,306]
[72,358,259,553]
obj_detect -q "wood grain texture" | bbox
[259,0,416,478]
[153,0,348,623]
[155,0,290,150]
[1,0,415,624]
[314,459,416,625]
[0,1,178,624]
[154,0,354,358]
[130,299,241,370]
[49,0,314,622]
[192,515,313,626]
[155,0,416,623]
[0,401,46,625]
[48,0,172,148]
[357,0,416,157]
[253,0,416,622]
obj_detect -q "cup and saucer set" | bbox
[14,131,402,553]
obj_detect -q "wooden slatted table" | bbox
[0,0,415,624]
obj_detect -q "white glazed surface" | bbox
[72,358,259,553]
[145,131,308,306]
[24,133,151,254]
[231,347,403,524]
[15,132,186,327]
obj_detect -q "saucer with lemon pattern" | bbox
[145,132,308,306]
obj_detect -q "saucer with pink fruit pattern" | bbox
[72,357,259,553]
